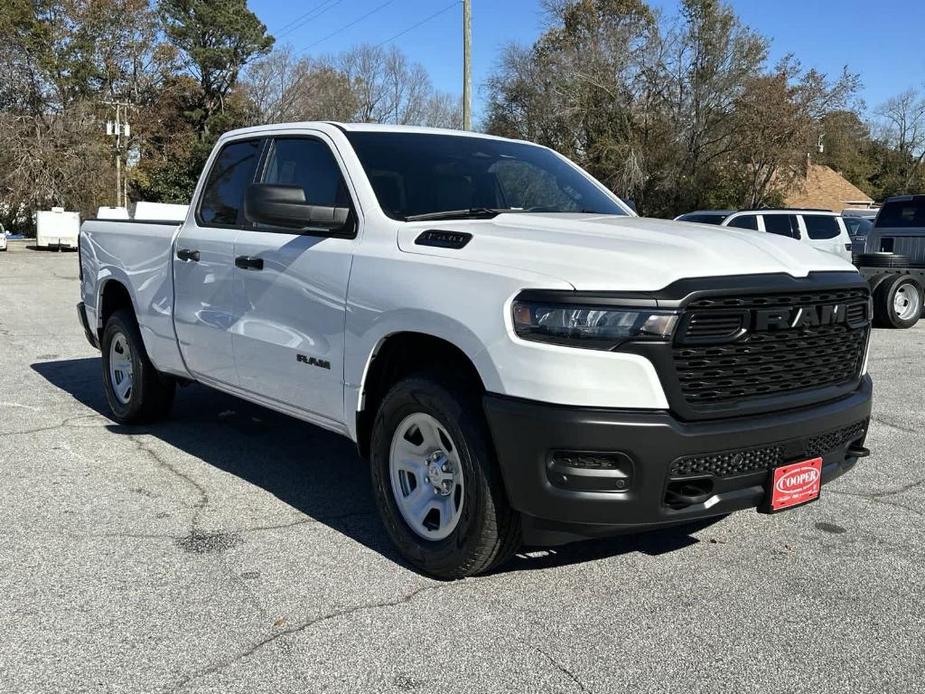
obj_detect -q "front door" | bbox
[232,134,357,424]
[173,137,263,387]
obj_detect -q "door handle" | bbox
[176,248,200,262]
[235,255,264,270]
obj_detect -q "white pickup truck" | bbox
[78,123,874,578]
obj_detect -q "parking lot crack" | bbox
[532,646,592,693]
[871,415,920,435]
[868,477,925,499]
[128,434,209,531]
[0,413,110,438]
[167,581,461,692]
[84,530,178,540]
[235,510,376,535]
[829,489,923,518]
[0,417,71,437]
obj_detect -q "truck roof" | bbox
[218,121,526,145]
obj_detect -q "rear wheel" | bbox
[369,374,520,579]
[101,309,175,422]
[874,275,923,329]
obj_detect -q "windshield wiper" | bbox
[403,207,521,222]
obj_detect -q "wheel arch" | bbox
[354,330,494,460]
[97,277,138,336]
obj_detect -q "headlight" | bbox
[512,299,678,350]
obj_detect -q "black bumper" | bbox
[77,302,99,349]
[483,376,872,545]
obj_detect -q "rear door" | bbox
[173,137,264,387]
[231,133,358,424]
[801,214,851,260]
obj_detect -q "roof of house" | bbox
[784,164,873,211]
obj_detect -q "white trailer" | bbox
[133,201,188,222]
[36,208,80,250]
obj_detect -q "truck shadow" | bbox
[32,357,723,576]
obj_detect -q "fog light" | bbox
[548,451,633,492]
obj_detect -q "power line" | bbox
[274,1,329,35]
[275,0,344,40]
[374,0,460,49]
[300,0,401,52]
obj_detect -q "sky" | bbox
[250,0,925,122]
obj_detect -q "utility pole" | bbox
[103,101,132,208]
[463,0,471,130]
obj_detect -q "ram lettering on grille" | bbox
[673,289,870,408]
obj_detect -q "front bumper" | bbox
[484,376,872,545]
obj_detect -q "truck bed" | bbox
[79,219,185,376]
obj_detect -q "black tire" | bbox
[856,252,913,269]
[873,275,923,329]
[101,309,175,423]
[369,373,520,579]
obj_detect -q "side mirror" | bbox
[244,183,350,232]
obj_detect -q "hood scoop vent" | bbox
[415,229,472,249]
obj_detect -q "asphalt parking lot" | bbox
[0,242,923,693]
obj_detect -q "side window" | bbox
[727,215,758,230]
[803,215,841,240]
[763,214,799,239]
[198,139,263,226]
[262,138,351,208]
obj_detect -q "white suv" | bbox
[721,209,852,262]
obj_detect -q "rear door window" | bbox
[763,214,800,239]
[803,215,841,240]
[198,139,263,227]
[726,215,758,230]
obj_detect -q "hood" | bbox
[397,213,855,291]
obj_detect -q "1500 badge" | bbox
[297,354,331,370]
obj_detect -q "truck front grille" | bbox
[668,419,869,479]
[672,288,870,408]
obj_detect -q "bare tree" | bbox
[338,44,434,125]
[243,43,462,129]
[875,87,925,189]
[244,47,357,123]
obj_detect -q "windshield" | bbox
[344,131,628,221]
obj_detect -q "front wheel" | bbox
[369,374,520,579]
[101,309,175,423]
[874,275,923,329]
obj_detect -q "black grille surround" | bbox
[673,287,870,410]
[669,418,869,479]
